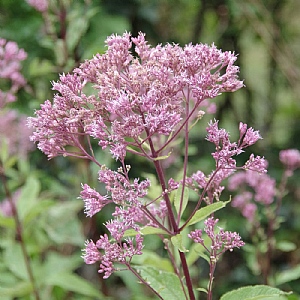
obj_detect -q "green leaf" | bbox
[0,215,15,229]
[0,281,32,297]
[153,151,172,161]
[17,176,41,222]
[46,272,106,299]
[186,240,210,265]
[276,241,297,252]
[54,39,66,66]
[131,250,173,272]
[171,233,189,253]
[196,287,208,294]
[66,5,98,52]
[124,226,169,237]
[186,200,230,227]
[174,184,189,218]
[141,226,169,235]
[220,285,291,300]
[3,242,29,280]
[39,251,82,281]
[275,264,300,285]
[23,199,56,225]
[135,266,186,300]
[42,200,84,246]
[28,58,55,77]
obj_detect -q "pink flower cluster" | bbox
[28,32,243,161]
[26,0,48,12]
[186,121,266,204]
[80,166,168,277]
[28,32,247,280]
[0,38,27,107]
[82,234,143,279]
[0,39,33,157]
[0,111,34,158]
[188,217,245,257]
[206,121,264,171]
[228,169,276,221]
[279,149,300,174]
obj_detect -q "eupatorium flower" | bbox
[28,32,243,161]
[228,168,276,221]
[80,184,110,217]
[188,217,245,257]
[0,38,27,107]
[28,32,249,284]
[82,234,144,279]
[279,149,300,173]
[0,110,34,158]
[187,121,266,204]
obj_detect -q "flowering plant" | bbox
[28,32,291,299]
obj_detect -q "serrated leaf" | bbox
[171,233,189,252]
[135,266,186,300]
[174,184,189,218]
[186,200,230,227]
[220,285,291,300]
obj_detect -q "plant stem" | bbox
[264,169,289,283]
[179,251,196,300]
[176,95,190,225]
[163,239,189,299]
[144,119,178,232]
[153,159,178,232]
[207,261,216,300]
[0,165,40,300]
[144,119,196,299]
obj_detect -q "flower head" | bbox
[280,149,300,173]
[229,169,276,220]
[0,38,27,108]
[82,233,144,279]
[29,32,243,161]
[0,110,34,158]
[80,184,110,217]
[188,217,245,257]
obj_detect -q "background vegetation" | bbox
[1,0,299,299]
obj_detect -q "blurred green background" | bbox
[1,0,299,299]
